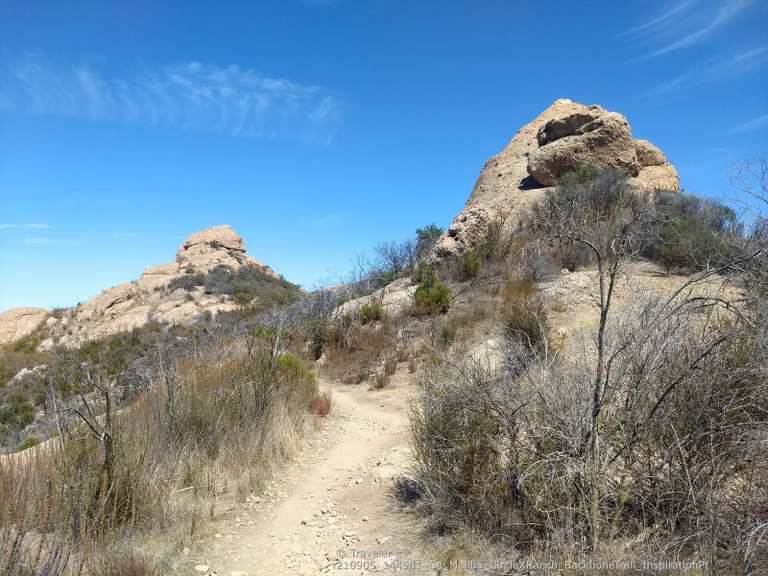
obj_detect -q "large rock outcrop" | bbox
[0,308,49,345]
[0,225,282,349]
[433,99,679,260]
[333,278,417,320]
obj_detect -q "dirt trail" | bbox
[190,371,431,575]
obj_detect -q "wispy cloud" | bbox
[0,58,343,142]
[620,0,699,39]
[731,113,768,133]
[0,223,51,229]
[23,236,84,246]
[648,45,768,95]
[623,0,754,59]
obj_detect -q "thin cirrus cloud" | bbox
[619,0,699,39]
[647,45,768,95]
[731,113,768,134]
[0,58,343,143]
[623,0,753,59]
[0,223,51,229]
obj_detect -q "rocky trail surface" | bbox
[187,373,433,576]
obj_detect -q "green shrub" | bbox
[168,265,301,311]
[642,191,736,272]
[0,394,35,428]
[14,435,40,452]
[412,266,451,315]
[416,224,443,258]
[357,302,384,324]
[453,249,481,281]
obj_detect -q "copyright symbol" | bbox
[337,549,347,558]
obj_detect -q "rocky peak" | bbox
[175,224,273,275]
[0,225,282,349]
[433,98,679,260]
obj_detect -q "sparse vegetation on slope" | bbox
[410,166,768,571]
[0,321,326,573]
[168,263,301,308]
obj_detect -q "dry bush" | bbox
[0,333,321,569]
[90,548,160,576]
[0,531,77,576]
[501,276,548,352]
[411,295,768,570]
[321,316,396,385]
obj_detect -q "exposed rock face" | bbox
[334,278,417,320]
[629,139,679,195]
[0,308,49,345]
[175,224,275,275]
[634,139,667,167]
[433,99,679,260]
[527,111,640,186]
[0,225,283,349]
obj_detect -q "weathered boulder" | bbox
[334,278,416,320]
[176,224,278,278]
[434,99,593,260]
[528,112,639,186]
[136,262,182,292]
[77,283,137,321]
[0,307,48,344]
[536,108,604,146]
[634,139,668,167]
[628,164,680,195]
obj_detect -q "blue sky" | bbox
[1,0,766,310]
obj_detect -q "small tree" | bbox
[412,264,451,315]
[416,224,443,258]
[374,239,416,277]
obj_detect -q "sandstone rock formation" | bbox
[176,225,277,275]
[433,99,679,260]
[0,225,282,349]
[333,278,416,320]
[527,110,639,186]
[0,308,49,345]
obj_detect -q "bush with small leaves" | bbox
[356,302,384,325]
[642,191,737,272]
[412,266,451,316]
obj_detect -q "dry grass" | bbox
[0,336,324,572]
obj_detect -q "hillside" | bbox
[1,100,766,576]
[0,225,300,451]
[0,225,293,350]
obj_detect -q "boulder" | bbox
[176,224,278,278]
[0,307,49,344]
[527,112,639,186]
[152,300,200,325]
[77,283,137,321]
[334,278,417,320]
[634,139,668,167]
[536,108,604,146]
[628,164,680,195]
[137,262,182,292]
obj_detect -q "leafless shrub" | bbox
[374,239,417,276]
[412,294,767,568]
